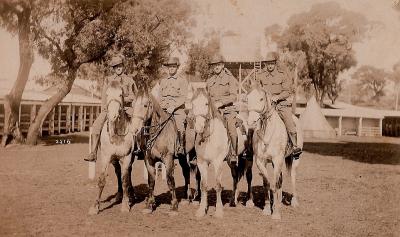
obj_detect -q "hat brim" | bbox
[208,61,224,65]
[163,63,180,67]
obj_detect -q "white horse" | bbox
[88,81,150,215]
[247,87,302,220]
[191,88,255,218]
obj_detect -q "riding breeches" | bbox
[91,112,107,135]
[173,109,186,133]
[224,112,238,150]
[276,103,296,134]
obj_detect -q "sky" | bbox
[1,0,399,85]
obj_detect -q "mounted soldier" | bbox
[255,51,302,156]
[206,54,241,165]
[84,54,137,162]
[159,56,188,155]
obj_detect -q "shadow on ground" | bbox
[303,142,400,165]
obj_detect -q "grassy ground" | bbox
[0,133,399,236]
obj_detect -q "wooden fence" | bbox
[0,101,101,137]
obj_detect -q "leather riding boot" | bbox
[84,133,100,162]
[289,132,302,156]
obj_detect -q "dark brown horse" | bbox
[142,93,194,215]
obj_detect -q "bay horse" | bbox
[88,81,151,215]
[141,93,194,215]
[247,86,303,220]
[190,88,253,218]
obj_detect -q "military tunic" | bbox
[92,73,137,135]
[206,68,239,150]
[159,75,189,132]
[256,68,296,133]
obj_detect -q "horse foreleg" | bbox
[120,155,133,213]
[178,154,191,203]
[245,160,254,208]
[256,159,271,216]
[111,159,123,203]
[89,154,110,215]
[291,158,300,207]
[165,155,178,213]
[196,161,208,218]
[214,162,224,218]
[271,160,283,220]
[142,156,156,214]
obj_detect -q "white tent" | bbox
[299,96,336,139]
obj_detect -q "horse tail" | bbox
[285,155,293,176]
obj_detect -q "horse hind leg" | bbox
[111,159,123,204]
[229,163,239,207]
[178,154,191,204]
[195,161,208,218]
[245,160,255,208]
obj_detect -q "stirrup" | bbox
[292,147,302,156]
[84,152,97,162]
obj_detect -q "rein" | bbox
[145,111,175,150]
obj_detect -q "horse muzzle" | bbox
[247,111,260,129]
[194,116,206,134]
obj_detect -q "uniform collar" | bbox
[168,75,178,79]
[263,68,277,77]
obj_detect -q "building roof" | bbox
[0,78,100,104]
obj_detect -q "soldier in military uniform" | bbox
[255,52,302,156]
[206,54,240,164]
[84,55,137,162]
[159,57,188,155]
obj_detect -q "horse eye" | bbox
[260,98,264,101]
[144,105,148,108]
[205,103,209,106]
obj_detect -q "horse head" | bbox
[130,87,152,136]
[191,88,212,134]
[246,85,273,129]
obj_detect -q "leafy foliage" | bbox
[266,2,369,105]
[186,34,220,81]
[352,65,389,101]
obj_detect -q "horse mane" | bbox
[192,88,224,121]
[148,90,168,120]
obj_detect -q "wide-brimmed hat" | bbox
[263,52,278,63]
[109,55,124,67]
[163,57,180,67]
[209,54,225,65]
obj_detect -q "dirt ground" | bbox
[0,133,399,237]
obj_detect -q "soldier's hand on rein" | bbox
[167,107,174,114]
[215,102,223,109]
[271,95,279,103]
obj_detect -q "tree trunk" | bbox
[1,8,34,147]
[26,71,77,145]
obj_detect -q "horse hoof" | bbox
[291,197,299,208]
[214,209,224,218]
[115,192,123,204]
[271,212,281,220]
[180,199,190,206]
[192,201,200,206]
[246,200,255,208]
[142,208,153,215]
[195,209,206,218]
[229,201,236,207]
[121,203,130,213]
[262,208,272,216]
[88,206,99,215]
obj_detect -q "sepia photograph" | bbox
[0,0,399,236]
